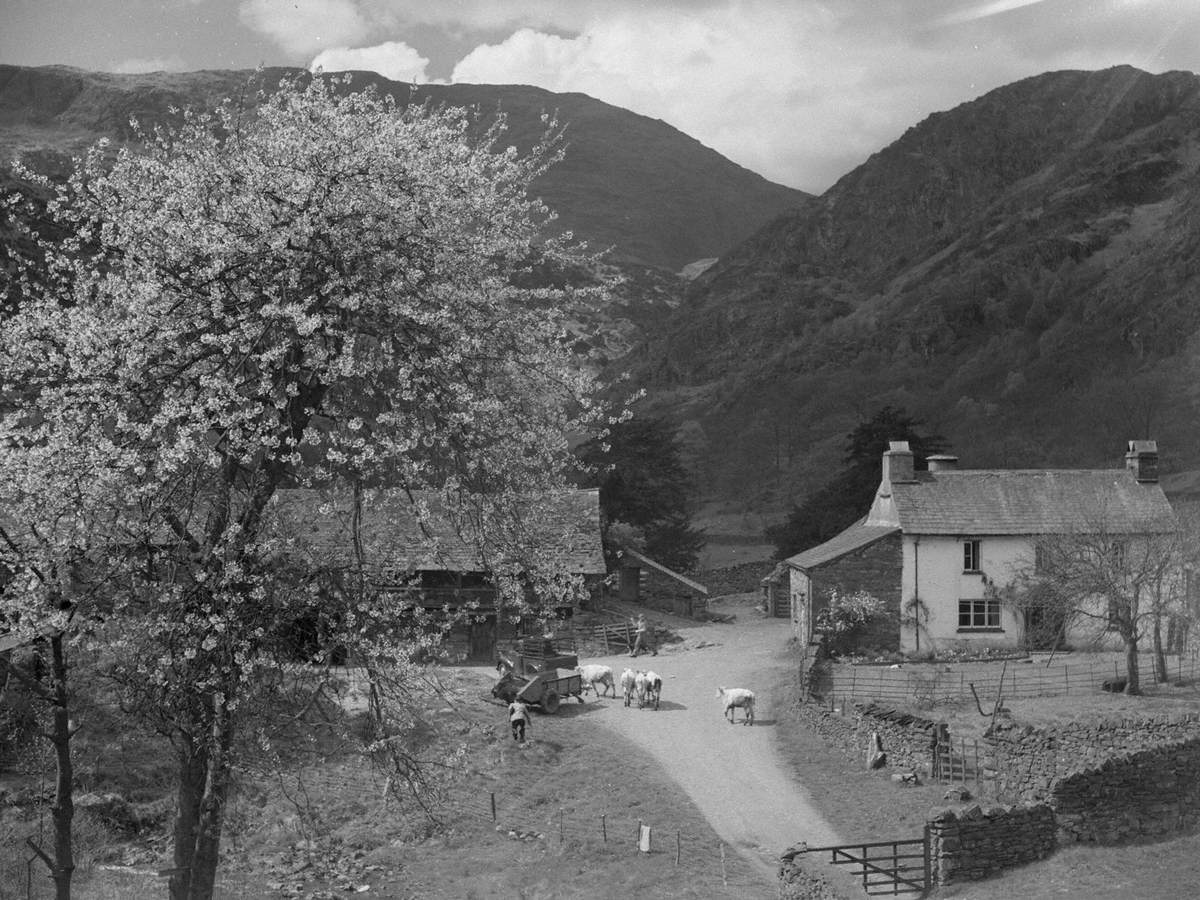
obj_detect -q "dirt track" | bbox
[578,602,842,882]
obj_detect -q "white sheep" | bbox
[642,670,662,710]
[634,671,648,708]
[577,664,616,698]
[619,668,637,707]
[717,686,755,725]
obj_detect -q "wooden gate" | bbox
[807,830,930,896]
[932,737,982,787]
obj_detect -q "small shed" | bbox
[616,547,709,618]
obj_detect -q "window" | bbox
[958,598,1001,630]
[963,539,981,572]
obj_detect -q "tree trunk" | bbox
[1123,632,1141,695]
[187,695,235,900]
[1153,614,1168,684]
[48,634,75,900]
[169,740,208,900]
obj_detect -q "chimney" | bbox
[1125,440,1159,483]
[926,454,959,473]
[882,441,915,486]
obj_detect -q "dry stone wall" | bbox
[987,714,1200,802]
[797,699,939,774]
[1052,735,1200,843]
[927,803,1055,884]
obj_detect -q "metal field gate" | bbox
[807,830,931,896]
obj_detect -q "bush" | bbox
[814,590,886,657]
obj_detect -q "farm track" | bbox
[577,604,841,883]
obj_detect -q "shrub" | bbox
[814,590,886,657]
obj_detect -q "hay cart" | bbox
[493,637,585,714]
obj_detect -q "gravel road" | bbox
[578,605,842,882]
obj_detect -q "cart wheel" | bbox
[541,690,561,714]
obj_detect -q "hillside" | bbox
[0,64,806,273]
[630,65,1200,522]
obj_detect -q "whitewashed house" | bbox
[777,440,1178,655]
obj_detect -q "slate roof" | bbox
[618,546,709,595]
[889,469,1178,535]
[784,520,900,571]
[266,487,605,576]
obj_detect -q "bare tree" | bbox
[998,516,1184,695]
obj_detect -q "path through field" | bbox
[580,602,842,882]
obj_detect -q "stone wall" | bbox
[987,714,1200,802]
[777,844,852,900]
[809,533,903,654]
[927,803,1056,884]
[1052,735,1200,843]
[797,699,939,775]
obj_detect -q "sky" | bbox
[3,0,1199,193]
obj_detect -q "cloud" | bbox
[277,0,1200,192]
[239,0,371,57]
[310,41,432,82]
[447,5,917,191]
[443,0,1200,192]
[110,55,188,75]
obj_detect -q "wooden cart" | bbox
[492,637,585,713]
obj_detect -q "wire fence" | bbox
[820,651,1200,706]
[435,781,761,890]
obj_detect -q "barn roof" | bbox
[887,469,1178,535]
[266,487,605,576]
[783,520,900,571]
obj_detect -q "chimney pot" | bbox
[927,454,959,472]
[1125,440,1159,484]
[882,440,915,485]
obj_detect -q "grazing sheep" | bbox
[642,670,662,710]
[634,670,649,708]
[619,668,637,707]
[717,686,755,725]
[577,664,616,698]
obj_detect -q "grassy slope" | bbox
[8,641,1200,898]
[19,665,767,900]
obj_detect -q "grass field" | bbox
[7,629,1200,898]
[5,665,768,900]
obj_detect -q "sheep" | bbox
[634,671,648,708]
[717,686,755,725]
[641,670,662,710]
[619,667,637,707]
[577,664,616,698]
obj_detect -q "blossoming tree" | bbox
[1,74,607,899]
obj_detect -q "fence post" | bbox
[923,824,932,891]
[603,628,610,654]
[1064,666,1069,694]
[601,814,607,843]
[675,830,681,866]
[974,740,981,794]
[490,792,496,823]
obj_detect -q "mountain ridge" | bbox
[630,65,1200,521]
[0,63,807,272]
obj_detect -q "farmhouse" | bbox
[771,440,1178,655]
[267,487,606,661]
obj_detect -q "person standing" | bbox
[630,613,656,657]
[508,698,531,743]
